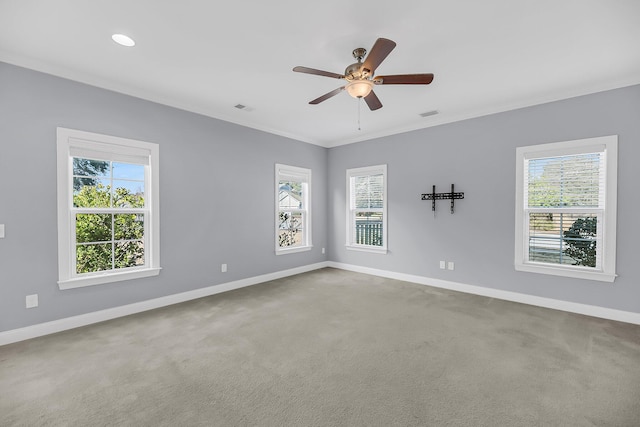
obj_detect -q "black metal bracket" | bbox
[421,184,464,214]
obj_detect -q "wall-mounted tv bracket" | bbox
[421,184,464,215]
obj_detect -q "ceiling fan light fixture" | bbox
[345,80,373,99]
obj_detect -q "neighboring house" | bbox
[278,184,302,211]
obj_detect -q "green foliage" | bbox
[74,184,145,274]
[73,158,109,191]
[76,213,111,243]
[563,217,597,267]
[74,184,144,209]
[76,244,112,273]
[528,179,561,208]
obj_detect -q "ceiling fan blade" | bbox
[361,38,396,76]
[293,66,344,79]
[309,87,345,104]
[374,73,434,85]
[364,90,383,111]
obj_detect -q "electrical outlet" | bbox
[439,260,446,269]
[221,263,227,273]
[0,224,5,238]
[322,248,325,254]
[26,294,38,308]
[447,261,455,270]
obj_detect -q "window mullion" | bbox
[111,212,115,271]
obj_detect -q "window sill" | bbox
[58,267,162,290]
[276,246,312,255]
[346,245,387,254]
[515,262,615,282]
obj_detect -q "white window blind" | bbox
[526,152,605,209]
[69,139,151,165]
[352,174,384,209]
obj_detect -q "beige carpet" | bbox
[1,268,640,426]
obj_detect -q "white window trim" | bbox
[57,127,161,289]
[346,164,388,254]
[275,164,312,255]
[514,135,617,282]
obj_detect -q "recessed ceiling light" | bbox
[111,34,135,47]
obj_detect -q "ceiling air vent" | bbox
[419,110,439,118]
[234,104,254,112]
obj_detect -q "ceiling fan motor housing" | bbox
[345,47,370,80]
[345,62,365,80]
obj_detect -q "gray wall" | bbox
[0,62,328,332]
[328,84,640,313]
[2,60,638,333]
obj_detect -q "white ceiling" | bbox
[1,1,639,148]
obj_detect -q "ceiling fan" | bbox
[293,38,434,111]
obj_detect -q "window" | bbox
[57,128,160,289]
[346,165,387,253]
[275,164,311,254]
[515,135,617,282]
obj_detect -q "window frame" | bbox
[57,127,161,289]
[346,164,388,254]
[275,163,312,255]
[514,135,617,282]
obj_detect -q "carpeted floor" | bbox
[1,268,640,426]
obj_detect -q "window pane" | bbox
[278,229,303,247]
[76,214,112,243]
[113,181,145,208]
[354,174,383,209]
[76,243,112,274]
[355,212,383,246]
[278,181,303,209]
[278,211,304,247]
[528,153,601,208]
[73,158,109,177]
[528,213,598,267]
[114,214,144,240]
[73,180,111,208]
[113,162,144,180]
[115,241,145,269]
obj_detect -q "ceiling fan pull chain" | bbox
[358,98,362,131]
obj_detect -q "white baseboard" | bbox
[3,260,638,346]
[0,262,329,346]
[328,262,640,325]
